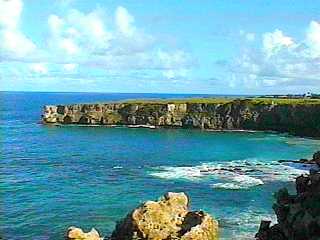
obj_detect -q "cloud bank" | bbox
[0,0,192,88]
[227,21,320,91]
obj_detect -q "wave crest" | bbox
[149,159,309,190]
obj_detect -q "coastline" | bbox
[41,98,320,138]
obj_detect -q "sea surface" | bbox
[1,92,320,239]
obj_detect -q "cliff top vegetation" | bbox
[124,97,320,105]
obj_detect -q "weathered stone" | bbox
[66,227,102,240]
[111,192,218,240]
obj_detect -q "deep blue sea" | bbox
[1,92,320,240]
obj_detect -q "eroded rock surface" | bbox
[256,167,320,240]
[110,192,218,240]
[65,192,218,240]
[66,227,102,240]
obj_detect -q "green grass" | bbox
[60,97,320,106]
[124,97,320,105]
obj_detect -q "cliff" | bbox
[66,192,218,240]
[42,98,320,137]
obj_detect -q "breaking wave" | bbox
[149,159,311,190]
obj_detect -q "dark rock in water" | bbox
[313,151,320,166]
[278,159,315,164]
[256,168,320,240]
[255,223,286,240]
[110,192,218,240]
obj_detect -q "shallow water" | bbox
[1,92,320,239]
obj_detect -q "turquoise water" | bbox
[1,92,320,239]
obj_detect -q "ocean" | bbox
[1,92,320,239]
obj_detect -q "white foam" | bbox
[150,166,202,180]
[112,166,123,169]
[219,209,277,240]
[149,159,310,190]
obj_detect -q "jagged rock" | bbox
[256,162,320,240]
[110,192,218,240]
[66,227,102,240]
[313,151,320,166]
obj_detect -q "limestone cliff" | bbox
[42,98,320,137]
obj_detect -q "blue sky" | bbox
[0,0,320,94]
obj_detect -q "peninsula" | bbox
[42,98,320,137]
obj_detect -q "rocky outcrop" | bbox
[111,192,218,240]
[42,99,320,137]
[256,168,320,240]
[312,151,320,166]
[279,151,320,166]
[66,227,102,240]
[66,192,218,240]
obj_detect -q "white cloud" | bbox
[44,6,191,78]
[1,2,193,85]
[306,20,320,57]
[48,9,112,56]
[0,29,36,58]
[0,0,22,29]
[157,50,191,79]
[30,63,48,74]
[262,29,294,57]
[115,6,136,37]
[0,0,36,59]
[226,21,320,90]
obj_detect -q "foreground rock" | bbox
[256,168,320,240]
[66,227,102,240]
[66,192,218,240]
[111,192,218,240]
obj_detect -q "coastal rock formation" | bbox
[42,99,320,137]
[66,227,102,240]
[65,192,218,240]
[256,168,320,240]
[110,192,218,240]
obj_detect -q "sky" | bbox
[0,0,320,94]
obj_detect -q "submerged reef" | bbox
[66,192,218,240]
[42,98,320,137]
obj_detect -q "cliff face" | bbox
[42,99,320,137]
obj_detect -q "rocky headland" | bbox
[42,98,320,137]
[66,192,218,240]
